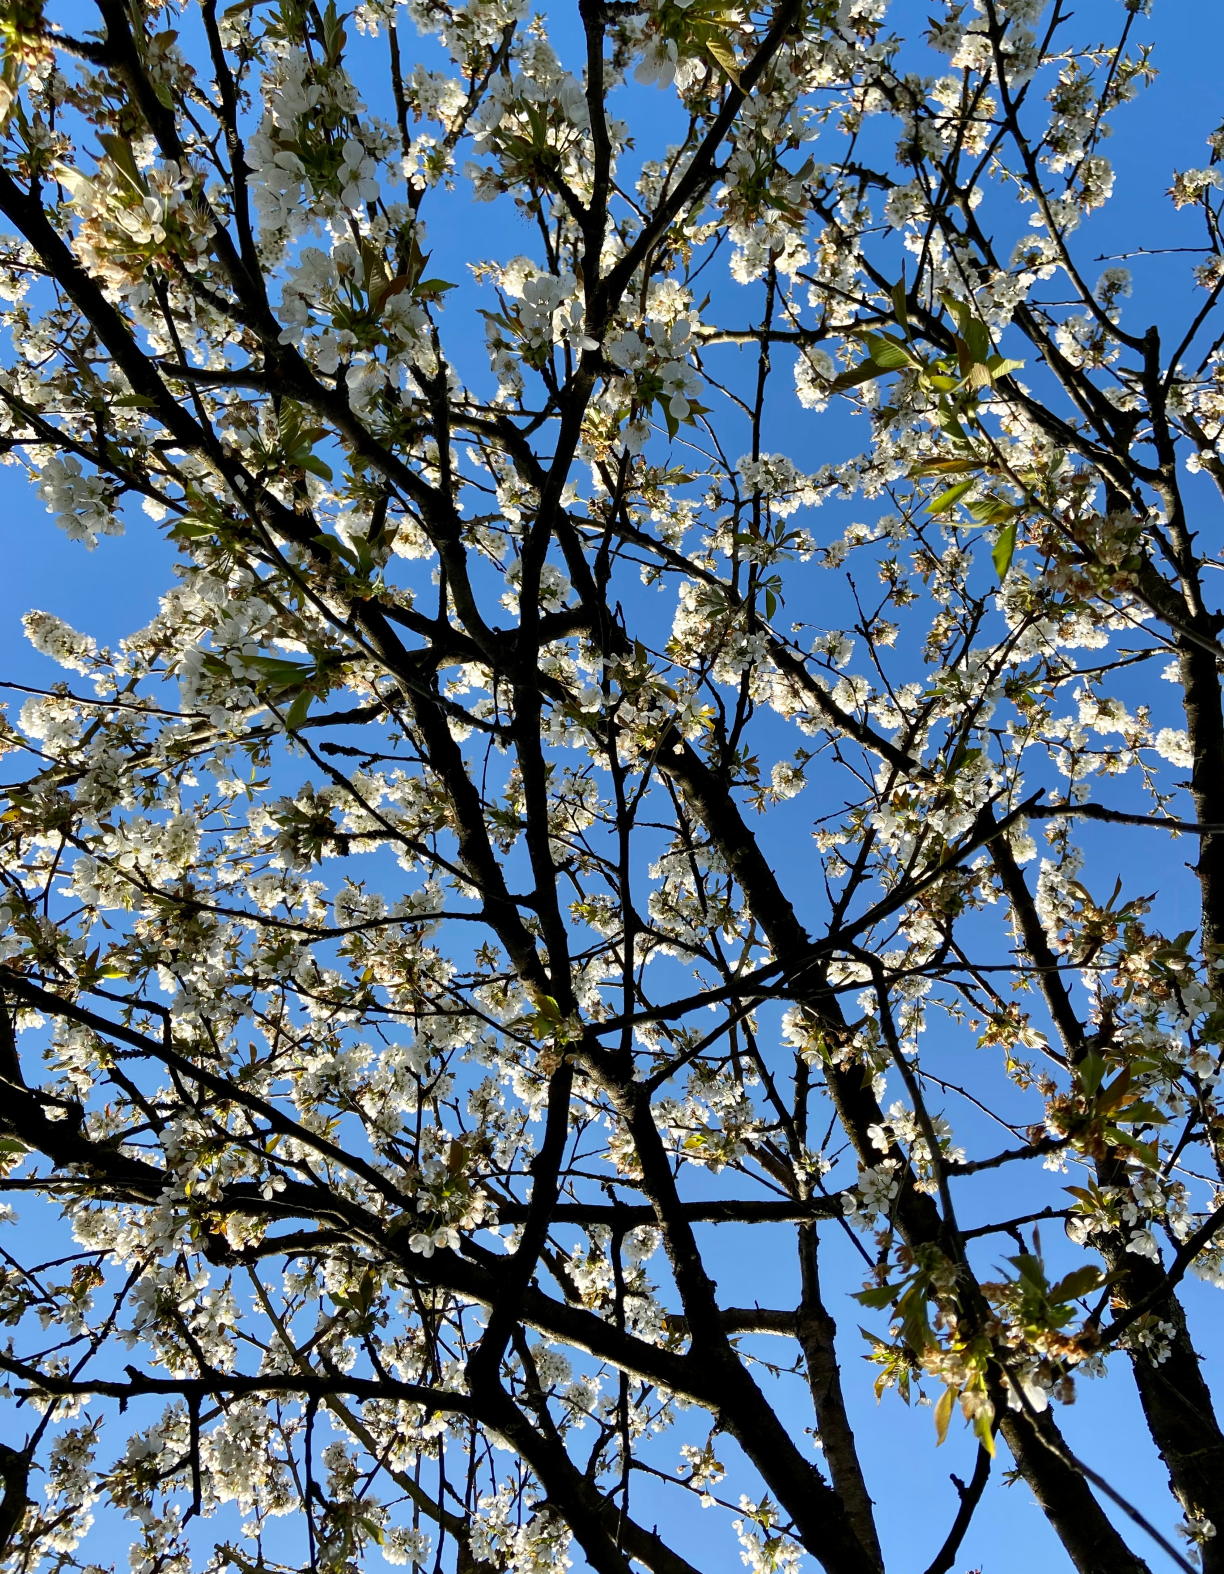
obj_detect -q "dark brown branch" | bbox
[921,1445,992,1574]
[1030,802,1224,835]
[494,1198,845,1226]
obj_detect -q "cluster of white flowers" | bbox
[733,1498,805,1574]
[23,610,97,673]
[469,1490,574,1574]
[35,456,121,548]
[842,1160,901,1226]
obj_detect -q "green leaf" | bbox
[169,516,217,541]
[962,318,991,365]
[909,459,978,479]
[829,362,881,392]
[246,655,313,686]
[111,393,158,408]
[312,532,358,567]
[360,238,390,294]
[926,479,975,515]
[934,1385,955,1446]
[947,744,982,777]
[863,333,913,370]
[705,33,743,84]
[964,360,993,391]
[98,134,148,195]
[992,520,1018,581]
[299,452,334,481]
[350,533,375,578]
[1118,1100,1168,1126]
[891,273,909,333]
[1078,1048,1106,1096]
[285,690,312,731]
[874,342,915,370]
[852,1283,899,1309]
[528,994,565,1037]
[321,0,347,64]
[1096,1067,1135,1114]
[940,290,974,339]
[1007,1252,1048,1293]
[1049,1266,1105,1303]
[1107,1132,1159,1167]
[966,496,1017,527]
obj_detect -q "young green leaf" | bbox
[285,690,312,731]
[863,333,913,370]
[992,520,1018,581]
[934,1385,955,1446]
[852,1283,900,1309]
[829,362,882,392]
[966,496,1017,526]
[1049,1266,1105,1304]
[891,273,909,333]
[705,34,742,85]
[926,479,976,515]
